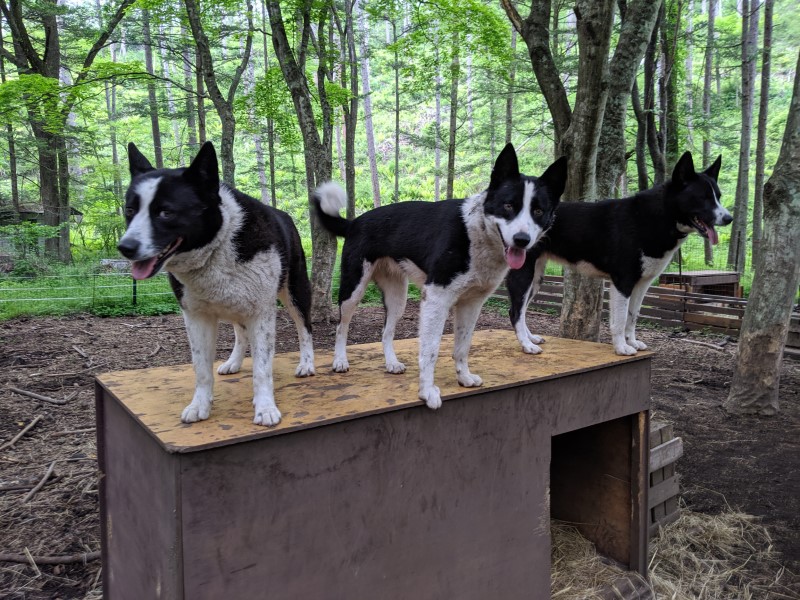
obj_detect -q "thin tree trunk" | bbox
[466,44,473,136]
[644,8,667,184]
[725,49,800,416]
[358,0,380,207]
[702,0,716,265]
[181,25,198,157]
[663,1,682,168]
[185,0,253,185]
[260,0,277,207]
[195,47,206,144]
[0,19,20,212]
[342,0,358,220]
[159,23,181,160]
[434,31,442,202]
[393,19,400,203]
[142,8,164,168]
[445,30,460,201]
[631,79,650,191]
[506,27,516,145]
[685,0,694,146]
[752,0,773,265]
[727,0,759,272]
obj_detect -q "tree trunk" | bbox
[267,0,336,320]
[158,23,181,160]
[445,30,460,201]
[184,0,253,186]
[727,0,759,272]
[393,19,400,203]
[631,79,650,191]
[260,0,277,207]
[195,46,207,144]
[725,49,800,416]
[0,19,20,212]
[702,0,716,265]
[358,0,380,207]
[502,0,616,341]
[596,0,662,199]
[644,8,667,184]
[142,8,164,168]
[433,33,442,202]
[752,0,773,265]
[181,25,198,157]
[685,0,694,146]
[466,45,473,136]
[506,27,516,145]
[663,0,682,167]
[341,0,358,220]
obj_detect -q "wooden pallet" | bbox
[649,421,682,538]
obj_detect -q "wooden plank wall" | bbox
[494,276,800,346]
[649,421,682,538]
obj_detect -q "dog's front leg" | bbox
[624,281,649,351]
[249,311,281,426]
[417,287,451,409]
[181,311,218,423]
[453,296,485,387]
[609,286,637,355]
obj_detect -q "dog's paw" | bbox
[332,357,350,373]
[457,372,483,387]
[181,402,211,423]
[419,386,442,410]
[614,343,638,356]
[217,359,242,375]
[385,360,406,374]
[628,339,648,351]
[295,361,316,377]
[527,332,545,345]
[521,340,543,355]
[253,403,282,427]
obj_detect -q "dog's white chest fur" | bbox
[166,187,283,321]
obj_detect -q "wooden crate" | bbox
[649,421,683,538]
[96,330,652,599]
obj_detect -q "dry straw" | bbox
[551,503,795,599]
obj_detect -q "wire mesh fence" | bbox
[0,271,179,319]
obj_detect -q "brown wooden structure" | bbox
[659,270,741,297]
[96,330,651,599]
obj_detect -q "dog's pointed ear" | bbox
[185,141,220,190]
[672,151,696,187]
[704,154,722,181]
[539,156,569,200]
[128,143,154,177]
[490,143,520,188]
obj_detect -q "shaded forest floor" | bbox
[0,303,798,598]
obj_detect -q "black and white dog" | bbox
[313,144,568,409]
[117,142,315,426]
[507,151,732,356]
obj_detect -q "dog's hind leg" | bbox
[333,258,375,372]
[508,256,546,354]
[181,311,218,423]
[452,295,486,388]
[218,323,248,375]
[417,286,452,409]
[249,306,281,426]
[280,276,315,377]
[624,280,649,351]
[373,265,408,374]
[609,285,637,355]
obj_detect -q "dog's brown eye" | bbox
[124,207,135,217]
[504,203,513,212]
[159,210,173,220]
[533,209,543,217]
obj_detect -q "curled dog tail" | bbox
[313,181,350,238]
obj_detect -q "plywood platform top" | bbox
[96,329,650,453]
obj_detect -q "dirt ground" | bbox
[1,303,798,599]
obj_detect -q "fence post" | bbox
[132,277,137,307]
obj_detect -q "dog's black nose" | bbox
[512,232,531,248]
[117,238,140,259]
[722,213,733,225]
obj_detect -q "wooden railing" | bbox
[493,275,800,344]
